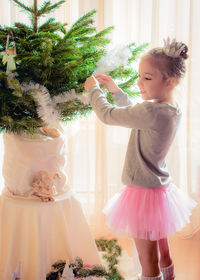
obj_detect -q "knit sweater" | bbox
[89,86,182,188]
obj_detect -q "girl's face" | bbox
[137,56,169,102]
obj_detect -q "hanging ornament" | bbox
[2,32,17,75]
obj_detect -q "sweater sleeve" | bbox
[112,90,133,106]
[89,86,156,129]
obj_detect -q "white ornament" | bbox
[60,260,75,280]
[94,45,132,75]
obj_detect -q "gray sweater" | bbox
[89,86,182,188]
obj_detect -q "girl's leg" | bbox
[158,238,173,267]
[158,238,175,280]
[134,238,160,277]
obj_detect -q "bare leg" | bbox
[158,238,173,268]
[159,238,175,279]
[134,238,160,277]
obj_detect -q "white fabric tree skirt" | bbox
[0,194,101,280]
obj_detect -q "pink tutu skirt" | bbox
[103,184,197,241]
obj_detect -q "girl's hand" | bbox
[95,75,120,94]
[84,76,99,91]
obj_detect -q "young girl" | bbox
[84,39,197,280]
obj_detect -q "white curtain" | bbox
[0,0,200,248]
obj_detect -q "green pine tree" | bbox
[0,0,147,134]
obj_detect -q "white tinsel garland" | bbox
[21,82,62,127]
[52,89,90,106]
[22,83,90,127]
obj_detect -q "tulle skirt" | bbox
[103,184,197,241]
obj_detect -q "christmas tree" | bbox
[0,0,147,134]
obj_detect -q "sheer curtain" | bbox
[0,0,200,248]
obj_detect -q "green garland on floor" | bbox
[46,257,108,279]
[46,239,124,280]
[95,239,124,280]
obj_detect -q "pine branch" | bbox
[12,0,66,33]
[14,22,32,36]
[128,43,149,62]
[12,0,32,13]
[36,1,51,16]
[37,0,66,16]
[65,10,96,39]
[95,26,114,38]
[38,18,67,34]
[119,75,138,89]
[71,9,96,28]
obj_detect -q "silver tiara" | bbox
[163,37,185,58]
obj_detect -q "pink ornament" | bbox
[83,264,93,269]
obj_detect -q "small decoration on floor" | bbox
[46,239,124,280]
[95,239,124,280]
[60,260,74,280]
[46,257,108,280]
[11,262,21,280]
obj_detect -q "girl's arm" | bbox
[112,90,133,106]
[84,76,154,129]
[95,75,133,107]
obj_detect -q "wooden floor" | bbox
[114,231,200,280]
[169,233,200,280]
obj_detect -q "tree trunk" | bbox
[33,0,38,33]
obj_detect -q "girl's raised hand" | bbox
[84,76,99,91]
[95,75,120,94]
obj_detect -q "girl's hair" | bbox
[145,40,188,80]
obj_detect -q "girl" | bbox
[84,39,197,280]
